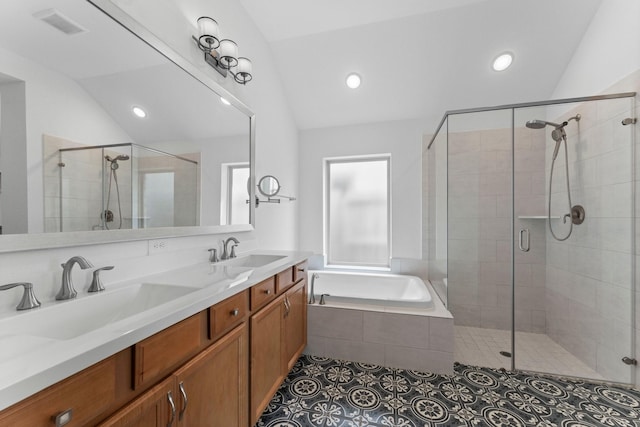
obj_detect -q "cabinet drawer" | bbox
[0,357,117,427]
[210,289,249,340]
[134,314,203,389]
[293,261,308,283]
[251,276,276,310]
[275,267,294,293]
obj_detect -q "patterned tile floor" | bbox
[257,355,640,427]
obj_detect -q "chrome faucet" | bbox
[221,237,239,260]
[57,256,94,300]
[308,273,319,304]
[0,282,41,310]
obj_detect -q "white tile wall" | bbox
[305,304,454,375]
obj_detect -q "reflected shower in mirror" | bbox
[0,0,251,235]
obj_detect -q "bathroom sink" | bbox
[0,283,198,341]
[223,254,286,268]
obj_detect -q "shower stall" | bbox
[48,143,199,232]
[425,92,637,384]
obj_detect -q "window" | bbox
[221,163,250,225]
[325,156,390,268]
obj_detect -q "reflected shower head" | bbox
[105,154,130,162]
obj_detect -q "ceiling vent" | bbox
[33,9,88,36]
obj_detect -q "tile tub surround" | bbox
[304,282,453,375]
[258,354,640,427]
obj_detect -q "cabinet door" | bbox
[250,294,286,426]
[283,280,307,372]
[97,377,175,427]
[174,323,248,427]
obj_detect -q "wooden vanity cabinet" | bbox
[0,357,118,427]
[283,279,307,372]
[96,377,174,427]
[0,260,307,427]
[250,274,307,425]
[101,323,248,427]
[174,323,248,427]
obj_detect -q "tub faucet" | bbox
[221,237,239,260]
[308,273,319,304]
[57,256,94,300]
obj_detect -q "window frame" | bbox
[323,154,392,269]
[220,162,250,225]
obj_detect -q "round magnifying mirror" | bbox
[258,175,280,197]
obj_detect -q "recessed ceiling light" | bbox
[346,73,361,89]
[132,106,147,118]
[492,52,513,71]
[220,97,231,106]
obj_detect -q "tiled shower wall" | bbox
[446,126,547,333]
[543,79,637,382]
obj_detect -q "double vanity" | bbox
[0,251,309,426]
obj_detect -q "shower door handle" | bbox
[519,229,530,252]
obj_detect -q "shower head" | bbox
[526,114,581,130]
[525,119,561,129]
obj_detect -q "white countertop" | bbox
[0,250,311,411]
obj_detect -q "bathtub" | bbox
[307,270,434,309]
[304,269,453,374]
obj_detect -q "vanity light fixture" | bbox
[132,106,147,118]
[346,73,361,89]
[492,52,513,71]
[192,16,253,85]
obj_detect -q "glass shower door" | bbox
[447,109,514,370]
[513,96,635,384]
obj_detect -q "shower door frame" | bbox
[428,91,637,382]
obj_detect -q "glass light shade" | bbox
[492,52,513,71]
[219,39,238,68]
[235,57,253,84]
[197,16,219,50]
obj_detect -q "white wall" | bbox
[298,119,422,260]
[108,0,300,250]
[552,0,640,99]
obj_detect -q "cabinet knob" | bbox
[264,289,271,295]
[230,308,240,316]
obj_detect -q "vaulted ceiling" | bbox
[240,0,602,130]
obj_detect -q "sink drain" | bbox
[499,351,512,358]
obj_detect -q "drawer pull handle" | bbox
[231,308,240,316]
[264,289,271,295]
[297,268,305,272]
[167,391,176,427]
[178,381,188,420]
[53,408,73,427]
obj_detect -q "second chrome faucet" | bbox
[57,256,94,300]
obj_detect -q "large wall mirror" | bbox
[0,0,254,251]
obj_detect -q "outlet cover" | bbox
[148,239,169,254]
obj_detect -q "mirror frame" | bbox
[0,0,255,253]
